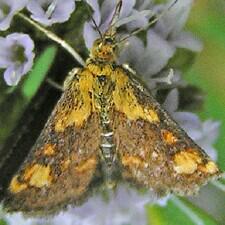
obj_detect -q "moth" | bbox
[0,0,221,215]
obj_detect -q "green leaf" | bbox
[172,197,219,225]
[168,49,198,72]
[147,196,219,225]
[0,46,57,144]
[0,219,8,225]
[22,46,57,100]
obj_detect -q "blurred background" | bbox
[186,0,225,172]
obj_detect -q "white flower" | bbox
[118,32,175,77]
[0,33,34,86]
[0,0,28,31]
[83,0,151,48]
[27,0,76,26]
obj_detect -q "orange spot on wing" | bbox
[9,176,28,193]
[161,130,178,145]
[74,157,97,173]
[43,144,55,156]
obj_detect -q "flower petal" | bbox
[119,0,136,18]
[85,0,101,25]
[51,0,76,23]
[0,0,28,31]
[3,66,22,86]
[202,120,221,144]
[126,11,149,31]
[173,112,203,140]
[171,31,203,52]
[117,9,152,29]
[118,36,145,71]
[154,0,193,39]
[143,30,175,76]
[0,38,12,68]
[163,89,179,113]
[100,0,135,32]
[83,21,99,49]
[27,0,75,26]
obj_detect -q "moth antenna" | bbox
[119,0,178,43]
[105,0,123,37]
[84,0,104,41]
[91,16,104,41]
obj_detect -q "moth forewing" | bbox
[111,67,221,196]
[4,69,102,214]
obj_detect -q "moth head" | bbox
[91,36,118,62]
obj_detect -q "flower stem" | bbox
[46,78,64,91]
[212,180,225,192]
[171,196,204,225]
[17,13,85,66]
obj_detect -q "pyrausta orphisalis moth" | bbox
[1,0,221,215]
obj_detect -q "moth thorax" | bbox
[90,37,117,62]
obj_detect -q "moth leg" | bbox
[46,67,81,91]
[63,67,80,89]
[122,64,136,75]
[46,78,64,91]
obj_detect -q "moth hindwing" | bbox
[2,1,221,215]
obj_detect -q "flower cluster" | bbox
[0,0,221,225]
[0,0,76,86]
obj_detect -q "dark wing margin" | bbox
[2,69,102,215]
[111,68,221,196]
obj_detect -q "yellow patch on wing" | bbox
[43,144,55,156]
[161,130,178,145]
[23,164,53,188]
[198,161,219,174]
[173,149,202,174]
[112,69,159,123]
[74,157,97,173]
[55,70,95,131]
[9,176,28,194]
